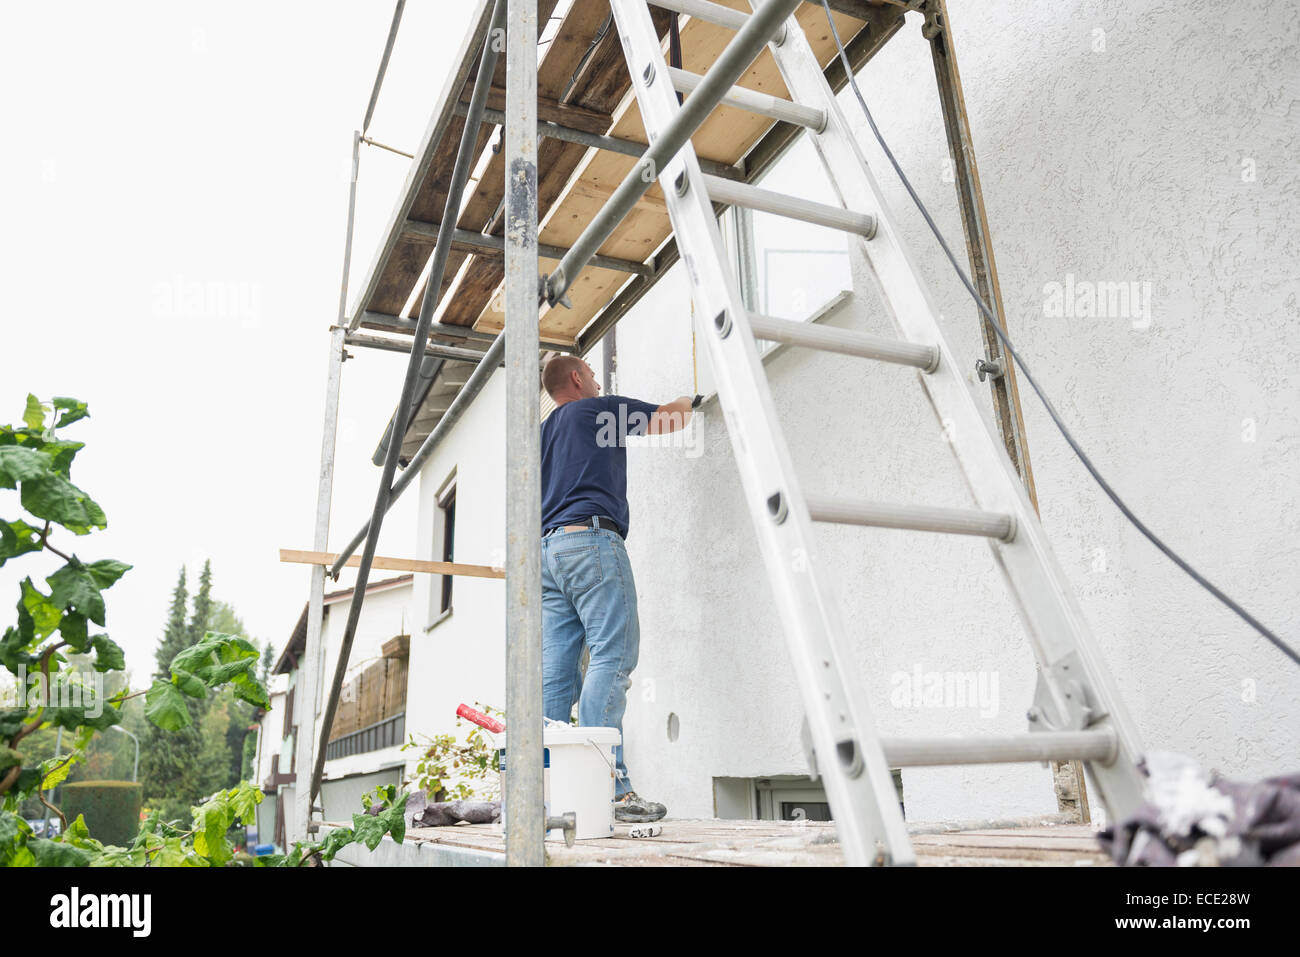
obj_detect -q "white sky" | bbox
[2,1,486,680]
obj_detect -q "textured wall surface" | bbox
[610,0,1300,823]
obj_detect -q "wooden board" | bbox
[341,819,1113,867]
[279,548,505,580]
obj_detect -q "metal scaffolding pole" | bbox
[308,0,507,810]
[292,121,362,843]
[293,325,346,843]
[504,0,544,868]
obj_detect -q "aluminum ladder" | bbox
[607,0,1147,865]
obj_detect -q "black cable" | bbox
[818,0,1297,667]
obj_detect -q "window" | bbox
[428,472,457,628]
[716,772,906,822]
[439,485,456,614]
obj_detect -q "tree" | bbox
[153,567,188,681]
[140,567,205,809]
[187,561,214,649]
[194,692,232,798]
[204,601,263,789]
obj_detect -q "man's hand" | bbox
[649,395,696,435]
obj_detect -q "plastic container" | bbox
[496,725,621,841]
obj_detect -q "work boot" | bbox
[614,790,666,823]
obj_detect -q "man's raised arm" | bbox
[648,394,702,435]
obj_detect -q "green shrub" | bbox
[60,780,141,847]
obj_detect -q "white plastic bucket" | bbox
[496,725,621,841]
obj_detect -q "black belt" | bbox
[545,515,625,539]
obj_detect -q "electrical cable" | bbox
[818,0,1296,667]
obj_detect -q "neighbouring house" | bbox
[253,575,413,851]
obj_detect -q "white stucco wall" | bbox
[402,373,509,783]
[409,0,1300,824]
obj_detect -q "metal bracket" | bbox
[921,1,946,40]
[545,811,577,847]
[1026,652,1107,733]
[975,355,1005,382]
[541,274,572,309]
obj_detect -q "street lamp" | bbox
[111,726,139,783]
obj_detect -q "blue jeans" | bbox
[541,523,639,797]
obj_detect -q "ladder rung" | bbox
[666,66,825,131]
[747,312,938,370]
[701,174,876,238]
[805,494,1015,541]
[648,0,751,32]
[881,730,1117,767]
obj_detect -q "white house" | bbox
[254,575,414,850]
[371,0,1299,831]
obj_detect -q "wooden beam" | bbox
[280,548,505,580]
[462,87,613,133]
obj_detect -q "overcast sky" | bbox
[2,1,487,681]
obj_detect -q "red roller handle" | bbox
[457,703,505,733]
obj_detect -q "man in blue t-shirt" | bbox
[539,354,697,823]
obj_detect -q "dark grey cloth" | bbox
[1098,763,1300,866]
[399,789,501,829]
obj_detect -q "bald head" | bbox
[542,355,599,403]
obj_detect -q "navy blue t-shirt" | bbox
[541,394,660,537]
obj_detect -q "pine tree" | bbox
[190,692,233,798]
[153,566,189,680]
[141,566,206,808]
[187,559,214,648]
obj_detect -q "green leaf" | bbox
[47,558,106,626]
[0,519,43,566]
[192,798,232,865]
[0,709,26,738]
[20,578,61,638]
[1,626,36,673]
[256,853,286,867]
[383,796,408,845]
[86,559,131,590]
[0,747,22,772]
[0,446,53,490]
[58,610,89,651]
[144,679,191,730]
[318,826,356,861]
[22,394,47,431]
[51,397,89,428]
[29,838,92,867]
[44,698,121,732]
[0,810,34,867]
[172,668,207,699]
[230,672,272,710]
[90,634,125,671]
[351,812,388,851]
[40,752,77,790]
[227,783,262,824]
[40,439,84,477]
[21,473,106,535]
